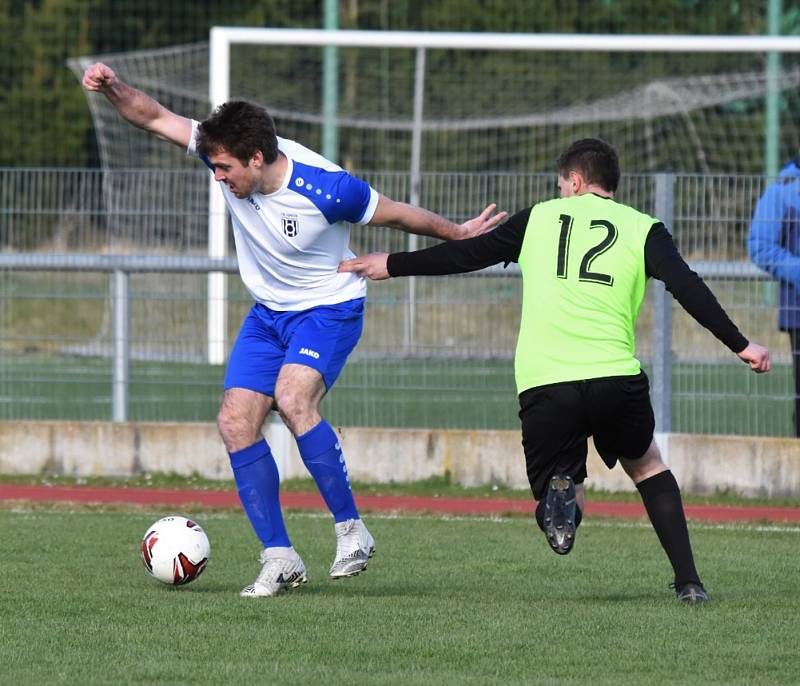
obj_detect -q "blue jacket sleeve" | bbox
[748,183,800,291]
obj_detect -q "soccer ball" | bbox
[140,515,210,585]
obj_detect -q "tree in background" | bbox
[0,0,792,168]
[0,0,92,166]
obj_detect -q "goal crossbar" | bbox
[205,28,800,364]
[211,28,800,53]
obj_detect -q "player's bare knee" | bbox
[274,391,319,436]
[275,401,315,435]
[620,440,668,484]
[216,406,256,451]
[215,407,239,446]
[273,385,303,417]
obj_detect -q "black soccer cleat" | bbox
[672,581,710,605]
[542,474,577,555]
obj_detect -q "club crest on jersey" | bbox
[282,213,299,237]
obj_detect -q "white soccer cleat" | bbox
[329,518,375,578]
[240,546,308,598]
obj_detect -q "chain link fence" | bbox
[0,168,792,435]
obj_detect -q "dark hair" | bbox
[197,101,278,165]
[556,138,620,192]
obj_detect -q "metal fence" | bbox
[0,169,794,437]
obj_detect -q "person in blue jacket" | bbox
[748,158,800,437]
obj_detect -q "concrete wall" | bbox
[1,419,799,498]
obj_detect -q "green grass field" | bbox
[1,506,799,684]
[0,351,793,436]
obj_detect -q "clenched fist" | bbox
[736,342,771,373]
[82,62,116,92]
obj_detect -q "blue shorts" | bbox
[224,298,365,397]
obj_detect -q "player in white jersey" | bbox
[82,63,506,597]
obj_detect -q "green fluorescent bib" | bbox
[515,194,655,393]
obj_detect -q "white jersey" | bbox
[188,120,379,311]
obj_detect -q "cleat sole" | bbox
[543,475,577,556]
[330,562,368,579]
[240,576,307,598]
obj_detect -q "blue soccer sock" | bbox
[229,439,291,549]
[296,420,359,523]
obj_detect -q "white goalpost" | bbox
[205,28,800,363]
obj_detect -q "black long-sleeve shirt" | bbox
[387,205,748,353]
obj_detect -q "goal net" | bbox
[71,33,800,181]
[67,31,800,369]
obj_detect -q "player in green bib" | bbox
[515,192,652,390]
[339,138,771,604]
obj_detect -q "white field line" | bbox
[5,507,800,534]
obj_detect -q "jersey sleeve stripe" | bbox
[358,188,380,224]
[186,119,214,172]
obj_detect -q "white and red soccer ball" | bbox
[140,516,210,585]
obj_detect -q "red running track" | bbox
[2,483,800,523]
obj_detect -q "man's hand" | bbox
[80,62,193,148]
[338,253,390,280]
[368,196,507,240]
[458,203,509,239]
[737,342,771,373]
[82,63,117,93]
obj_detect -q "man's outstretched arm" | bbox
[339,208,530,280]
[82,62,193,149]
[367,194,509,240]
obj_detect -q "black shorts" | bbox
[518,371,655,501]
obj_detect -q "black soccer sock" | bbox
[636,470,701,586]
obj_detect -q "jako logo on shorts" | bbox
[299,347,320,359]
